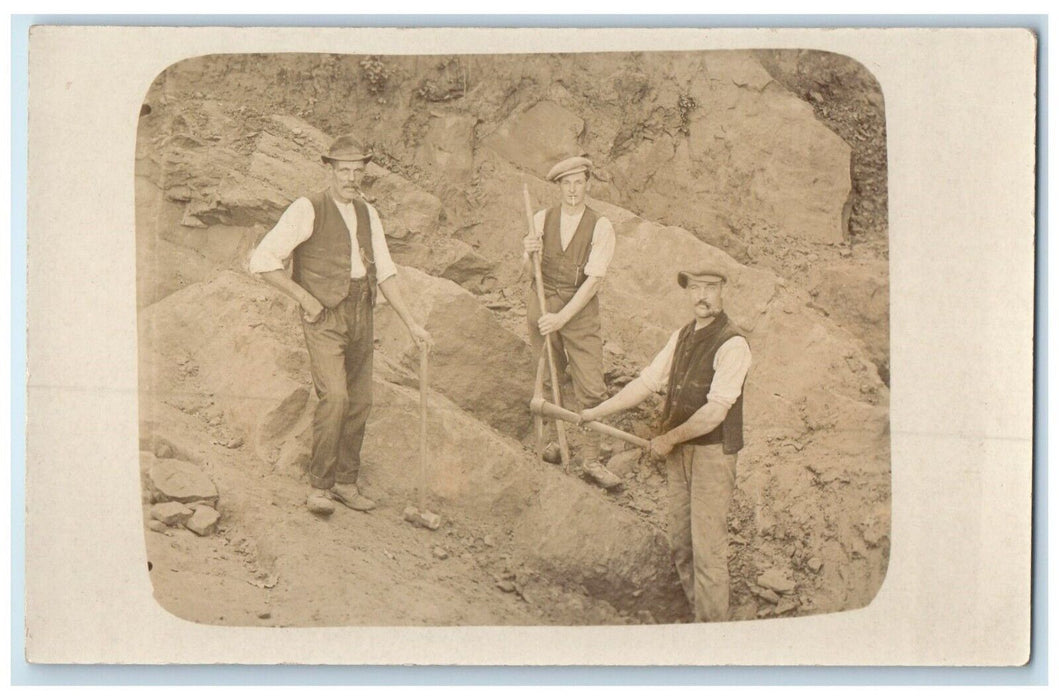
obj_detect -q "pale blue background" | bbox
[9,13,1047,685]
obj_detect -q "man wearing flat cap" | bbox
[580,264,751,622]
[250,134,433,516]
[522,155,617,478]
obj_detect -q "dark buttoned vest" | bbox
[291,191,376,308]
[660,311,747,454]
[539,206,599,303]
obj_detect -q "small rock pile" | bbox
[142,450,222,537]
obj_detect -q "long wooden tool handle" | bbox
[523,184,570,468]
[530,398,651,449]
[419,344,429,511]
[532,352,546,459]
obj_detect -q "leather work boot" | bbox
[306,489,336,516]
[582,461,623,490]
[330,484,377,512]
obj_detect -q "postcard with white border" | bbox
[25,25,1035,666]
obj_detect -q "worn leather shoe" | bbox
[330,484,377,512]
[306,490,335,515]
[582,461,623,490]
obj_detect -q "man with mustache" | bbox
[250,135,432,516]
[580,264,751,621]
[522,155,618,486]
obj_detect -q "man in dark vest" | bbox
[250,135,433,516]
[579,264,751,622]
[522,155,617,484]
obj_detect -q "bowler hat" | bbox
[677,265,728,287]
[546,155,593,182]
[321,135,374,164]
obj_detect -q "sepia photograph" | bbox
[135,48,891,627]
[24,25,1034,667]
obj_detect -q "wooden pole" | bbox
[419,344,429,511]
[532,351,546,460]
[523,184,570,469]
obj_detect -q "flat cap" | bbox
[546,155,593,182]
[321,134,374,164]
[677,265,728,287]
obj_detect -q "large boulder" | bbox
[374,266,536,438]
[685,77,851,245]
[138,271,314,468]
[388,236,499,294]
[513,479,688,621]
[365,168,444,241]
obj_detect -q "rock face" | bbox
[414,112,477,184]
[592,200,781,365]
[808,260,891,382]
[366,167,444,241]
[481,101,585,179]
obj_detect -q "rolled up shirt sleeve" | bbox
[638,329,681,394]
[367,203,398,284]
[706,336,752,409]
[583,216,616,278]
[248,197,315,274]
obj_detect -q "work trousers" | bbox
[666,442,737,622]
[301,278,374,490]
[526,287,607,461]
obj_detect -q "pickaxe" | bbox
[529,397,650,449]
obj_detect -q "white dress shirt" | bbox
[249,195,398,284]
[638,326,752,410]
